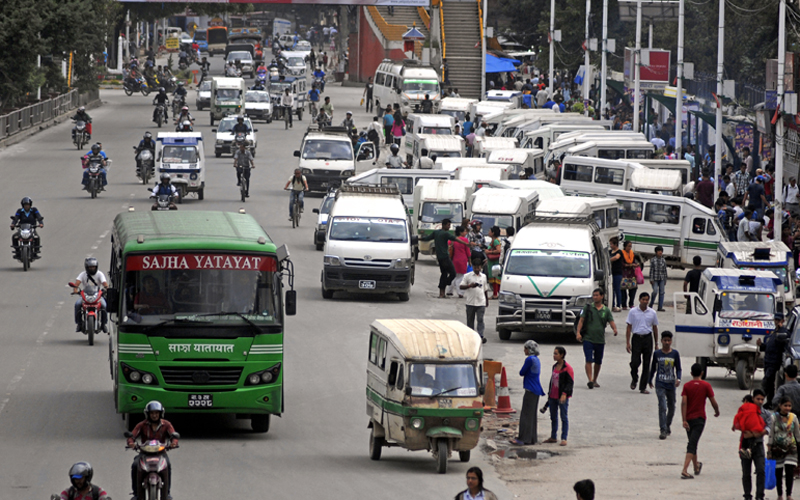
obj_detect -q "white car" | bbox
[295,40,312,55]
[213,116,258,157]
[312,189,336,250]
[227,51,255,78]
[195,80,211,110]
[245,90,272,123]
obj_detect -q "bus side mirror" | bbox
[479,385,486,395]
[405,386,412,396]
[106,288,120,315]
[285,290,297,316]
[714,297,722,312]
[411,235,419,245]
[312,208,320,214]
[595,269,605,282]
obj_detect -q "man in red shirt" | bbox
[694,169,715,209]
[680,363,720,479]
[127,401,179,499]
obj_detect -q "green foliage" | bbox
[0,0,46,108]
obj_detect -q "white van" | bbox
[609,189,724,267]
[487,148,545,179]
[521,123,607,151]
[489,179,566,201]
[636,159,694,195]
[434,157,489,173]
[564,139,655,162]
[439,97,478,122]
[495,216,612,339]
[558,156,643,197]
[155,132,205,201]
[322,184,416,301]
[467,188,539,237]
[474,136,519,158]
[547,132,646,161]
[535,197,620,245]
[484,90,524,108]
[294,127,376,192]
[347,168,453,213]
[210,77,246,126]
[629,168,683,196]
[468,101,515,126]
[402,113,456,161]
[717,241,796,308]
[455,165,510,189]
[373,59,441,115]
[409,135,465,166]
[493,111,578,139]
[413,179,475,256]
[280,50,308,77]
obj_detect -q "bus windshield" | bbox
[743,267,790,292]
[505,249,591,278]
[329,217,408,242]
[719,292,775,319]
[409,363,478,397]
[207,28,228,45]
[216,89,241,102]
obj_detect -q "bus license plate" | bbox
[534,309,551,321]
[188,394,213,408]
[359,280,376,290]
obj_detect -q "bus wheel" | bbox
[251,414,270,433]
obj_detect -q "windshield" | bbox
[198,81,211,92]
[194,31,207,41]
[422,127,452,135]
[207,28,227,44]
[320,196,336,214]
[287,57,304,66]
[742,267,790,292]
[505,249,591,278]
[329,217,408,242]
[431,150,461,158]
[216,89,241,102]
[719,292,775,319]
[409,363,478,397]
[217,119,250,133]
[269,83,290,95]
[441,110,466,122]
[472,214,514,235]
[296,42,311,50]
[301,139,353,161]
[246,91,270,103]
[227,52,253,62]
[121,254,280,335]
[403,80,439,93]
[420,202,463,223]
[161,146,199,164]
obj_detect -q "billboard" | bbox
[623,48,671,84]
[117,0,430,4]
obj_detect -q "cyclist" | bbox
[283,168,308,221]
[281,88,294,128]
[233,142,255,198]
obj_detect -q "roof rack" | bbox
[337,184,401,198]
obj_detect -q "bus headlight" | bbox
[410,417,424,430]
[121,363,158,386]
[142,373,155,385]
[245,363,281,386]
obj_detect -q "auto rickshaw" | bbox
[366,319,484,474]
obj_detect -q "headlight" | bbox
[324,255,341,266]
[465,418,480,431]
[403,100,409,106]
[718,334,730,346]
[121,363,157,385]
[341,169,354,177]
[248,374,261,385]
[20,229,31,238]
[86,293,99,303]
[499,292,521,306]
[142,373,155,385]
[393,258,411,269]
[301,168,313,175]
[410,417,424,430]
[189,173,198,181]
[260,371,274,383]
[575,296,592,307]
[244,363,281,386]
[216,139,223,145]
[129,370,141,382]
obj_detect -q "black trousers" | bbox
[437,258,456,292]
[741,437,765,500]
[366,94,373,112]
[630,334,654,391]
[236,167,251,194]
[762,366,779,407]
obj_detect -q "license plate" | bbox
[188,394,213,408]
[359,280,377,290]
[534,309,551,321]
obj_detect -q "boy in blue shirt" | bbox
[649,331,682,440]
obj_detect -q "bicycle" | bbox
[286,188,303,228]
[235,161,253,202]
[309,100,318,119]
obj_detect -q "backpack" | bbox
[367,129,379,142]
[68,485,101,500]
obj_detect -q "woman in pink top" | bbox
[545,346,574,446]
[447,225,472,297]
[390,110,405,146]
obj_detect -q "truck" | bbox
[412,179,475,257]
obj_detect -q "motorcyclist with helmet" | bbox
[152,88,169,122]
[135,132,156,172]
[82,144,108,190]
[385,143,407,169]
[198,56,210,84]
[174,106,194,127]
[250,77,267,91]
[232,116,250,135]
[151,173,179,210]
[10,196,43,259]
[72,106,92,141]
[172,81,187,113]
[313,67,326,92]
[73,257,108,333]
[59,462,110,500]
[177,120,193,132]
[127,401,179,500]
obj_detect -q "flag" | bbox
[581,40,587,51]
[574,66,585,86]
[474,41,480,48]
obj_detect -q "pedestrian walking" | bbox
[609,237,623,312]
[468,220,487,263]
[573,479,595,500]
[773,364,800,414]
[649,245,668,312]
[760,314,789,407]
[460,258,488,343]
[391,109,405,147]
[735,389,769,500]
[626,292,659,394]
[680,363,720,479]
[322,52,328,71]
[446,225,471,297]
[648,331,682,439]
[382,106,394,146]
[683,256,703,313]
[420,218,471,298]
[785,177,800,217]
[769,396,800,498]
[544,346,574,446]
[575,288,618,389]
[454,467,498,500]
[485,226,503,299]
[362,76,374,113]
[511,340,546,446]
[621,240,643,309]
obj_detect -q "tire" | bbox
[435,439,448,474]
[215,152,221,158]
[141,87,150,96]
[497,328,512,341]
[147,482,158,500]
[157,115,162,128]
[316,243,323,251]
[241,187,246,203]
[251,414,271,433]
[459,450,471,462]
[397,292,410,302]
[696,357,708,380]
[210,116,214,126]
[177,189,183,204]
[198,188,204,200]
[736,358,751,390]
[321,286,334,299]
[21,246,30,272]
[90,184,97,199]
[124,87,133,97]
[142,169,150,185]
[369,428,384,461]
[87,319,95,346]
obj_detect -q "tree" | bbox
[0,0,46,109]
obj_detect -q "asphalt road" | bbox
[0,60,511,499]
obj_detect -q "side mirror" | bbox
[293,150,301,157]
[211,129,217,132]
[171,432,180,439]
[254,129,259,132]
[479,386,486,395]
[285,290,297,316]
[411,235,419,245]
[714,297,722,312]
[778,302,785,314]
[124,431,133,438]
[106,288,120,315]
[312,208,320,214]
[405,386,412,396]
[595,269,605,282]
[396,88,402,94]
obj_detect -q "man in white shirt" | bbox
[461,258,489,343]
[73,257,109,333]
[625,292,659,393]
[475,123,486,138]
[785,177,800,216]
[281,88,294,128]
[738,209,753,242]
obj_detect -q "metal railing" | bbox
[0,88,99,141]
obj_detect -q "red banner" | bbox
[126,254,277,271]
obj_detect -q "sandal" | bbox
[509,439,525,446]
[680,472,694,480]
[694,462,703,475]
[630,382,637,390]
[593,382,601,388]
[640,389,651,395]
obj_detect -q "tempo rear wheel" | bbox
[369,428,384,460]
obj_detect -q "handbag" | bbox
[620,277,637,290]
[765,458,777,490]
[634,266,644,285]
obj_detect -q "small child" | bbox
[732,394,766,458]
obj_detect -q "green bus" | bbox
[107,210,295,433]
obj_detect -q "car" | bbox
[295,40,312,56]
[312,189,336,250]
[195,80,211,111]
[180,33,194,46]
[278,34,297,47]
[227,51,255,78]
[245,90,272,123]
[212,115,258,158]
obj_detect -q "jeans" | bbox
[466,305,485,337]
[651,279,666,309]
[289,190,304,217]
[612,274,623,308]
[655,385,676,433]
[741,437,765,500]
[630,334,654,391]
[75,297,107,327]
[82,168,108,186]
[548,397,569,441]
[437,258,456,292]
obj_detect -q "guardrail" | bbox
[0,88,99,141]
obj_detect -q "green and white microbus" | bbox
[107,210,295,433]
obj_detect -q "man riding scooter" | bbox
[127,401,179,500]
[152,87,170,122]
[135,132,156,173]
[10,196,43,260]
[73,257,108,333]
[82,144,108,190]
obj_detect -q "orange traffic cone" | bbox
[483,377,497,411]
[494,367,516,414]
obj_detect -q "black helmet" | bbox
[69,462,93,488]
[145,400,165,420]
[91,144,100,154]
[159,87,165,93]
[144,132,152,140]
[390,143,399,153]
[160,173,171,183]
[20,197,32,208]
[237,116,244,122]
[84,257,98,275]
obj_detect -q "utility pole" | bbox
[633,1,642,133]
[675,0,685,159]
[584,0,591,117]
[775,0,787,239]
[713,0,724,202]
[601,0,608,116]
[548,0,555,98]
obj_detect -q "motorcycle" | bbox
[172,95,186,117]
[150,193,178,211]
[72,120,90,150]
[125,431,180,500]
[135,147,155,184]
[69,282,104,346]
[233,130,248,149]
[124,76,150,97]
[314,76,325,92]
[154,103,168,128]
[84,158,105,199]
[10,220,40,272]
[163,76,178,93]
[268,66,280,80]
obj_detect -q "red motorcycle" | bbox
[69,282,104,346]
[125,432,180,500]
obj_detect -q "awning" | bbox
[689,110,741,167]
[606,79,630,105]
[649,93,677,117]
[485,53,520,74]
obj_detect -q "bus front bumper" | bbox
[117,383,282,415]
